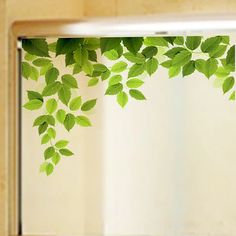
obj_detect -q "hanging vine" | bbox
[21,36,235,175]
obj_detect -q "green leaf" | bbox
[221,36,230,44]
[105,83,123,95]
[48,42,56,52]
[56,109,66,123]
[47,127,56,139]
[82,61,94,76]
[22,38,49,57]
[161,60,172,68]
[33,115,47,126]
[45,67,59,84]
[164,47,186,59]
[164,37,176,45]
[46,163,54,176]
[174,36,184,45]
[101,70,111,81]
[76,116,92,127]
[61,74,78,88]
[64,113,75,131]
[40,63,53,76]
[58,85,71,105]
[172,50,192,67]
[129,89,146,100]
[22,62,31,79]
[42,81,61,96]
[117,91,128,108]
[204,58,218,78]
[81,99,97,111]
[169,66,181,78]
[88,77,99,87]
[56,38,82,56]
[46,98,57,114]
[27,90,43,101]
[128,63,145,78]
[108,75,122,86]
[88,50,97,62]
[126,78,144,88]
[146,58,158,76]
[201,36,221,53]
[215,67,230,78]
[38,122,48,135]
[229,91,235,100]
[41,134,51,144]
[111,61,128,73]
[223,76,234,94]
[73,63,82,74]
[104,46,123,60]
[93,63,108,72]
[39,162,49,173]
[185,36,202,50]
[69,96,82,111]
[55,140,69,148]
[100,38,121,54]
[23,99,43,110]
[24,53,37,61]
[122,37,143,54]
[59,148,74,156]
[33,58,51,67]
[84,38,100,50]
[182,60,195,77]
[52,152,61,165]
[123,52,145,64]
[44,146,55,160]
[46,115,55,126]
[141,46,158,58]
[209,45,227,58]
[144,37,168,47]
[29,66,39,81]
[226,45,235,68]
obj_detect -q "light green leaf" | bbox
[64,113,75,131]
[47,128,56,139]
[128,63,145,78]
[126,78,144,88]
[144,37,168,47]
[33,58,51,67]
[182,60,195,77]
[161,60,172,68]
[24,53,37,61]
[44,146,55,160]
[215,67,230,78]
[39,162,48,173]
[105,83,123,95]
[174,36,184,45]
[58,85,71,105]
[223,76,234,94]
[117,91,128,108]
[169,66,181,78]
[45,67,59,84]
[229,91,235,100]
[46,98,57,114]
[59,148,74,156]
[123,52,145,64]
[48,42,56,52]
[42,81,61,96]
[22,62,31,79]
[22,38,49,57]
[41,134,51,144]
[29,66,39,81]
[61,74,78,88]
[84,38,100,50]
[108,75,122,86]
[52,152,61,165]
[55,140,69,149]
[33,115,47,126]
[93,63,108,72]
[101,70,111,81]
[88,77,99,87]
[46,163,54,176]
[27,90,43,101]
[185,36,202,50]
[164,47,186,59]
[23,99,43,110]
[81,99,97,111]
[76,116,92,127]
[172,50,192,67]
[201,36,221,53]
[204,58,218,78]
[111,61,128,73]
[69,96,82,111]
[129,89,146,100]
[46,115,55,126]
[82,60,94,75]
[56,109,66,124]
[146,58,158,76]
[209,45,227,58]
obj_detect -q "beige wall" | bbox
[1,0,236,235]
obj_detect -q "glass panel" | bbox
[21,35,236,235]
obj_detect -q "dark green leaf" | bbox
[33,58,51,67]
[128,63,145,78]
[141,46,158,58]
[27,90,43,101]
[100,38,121,54]
[33,115,47,126]
[65,52,75,66]
[22,38,49,57]
[201,36,221,53]
[88,50,97,62]
[146,58,158,76]
[122,37,143,54]
[172,50,192,67]
[182,60,195,77]
[59,148,74,156]
[209,45,227,58]
[164,47,186,59]
[38,122,48,135]
[45,67,59,84]
[56,38,82,56]
[226,45,235,68]
[185,36,202,50]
